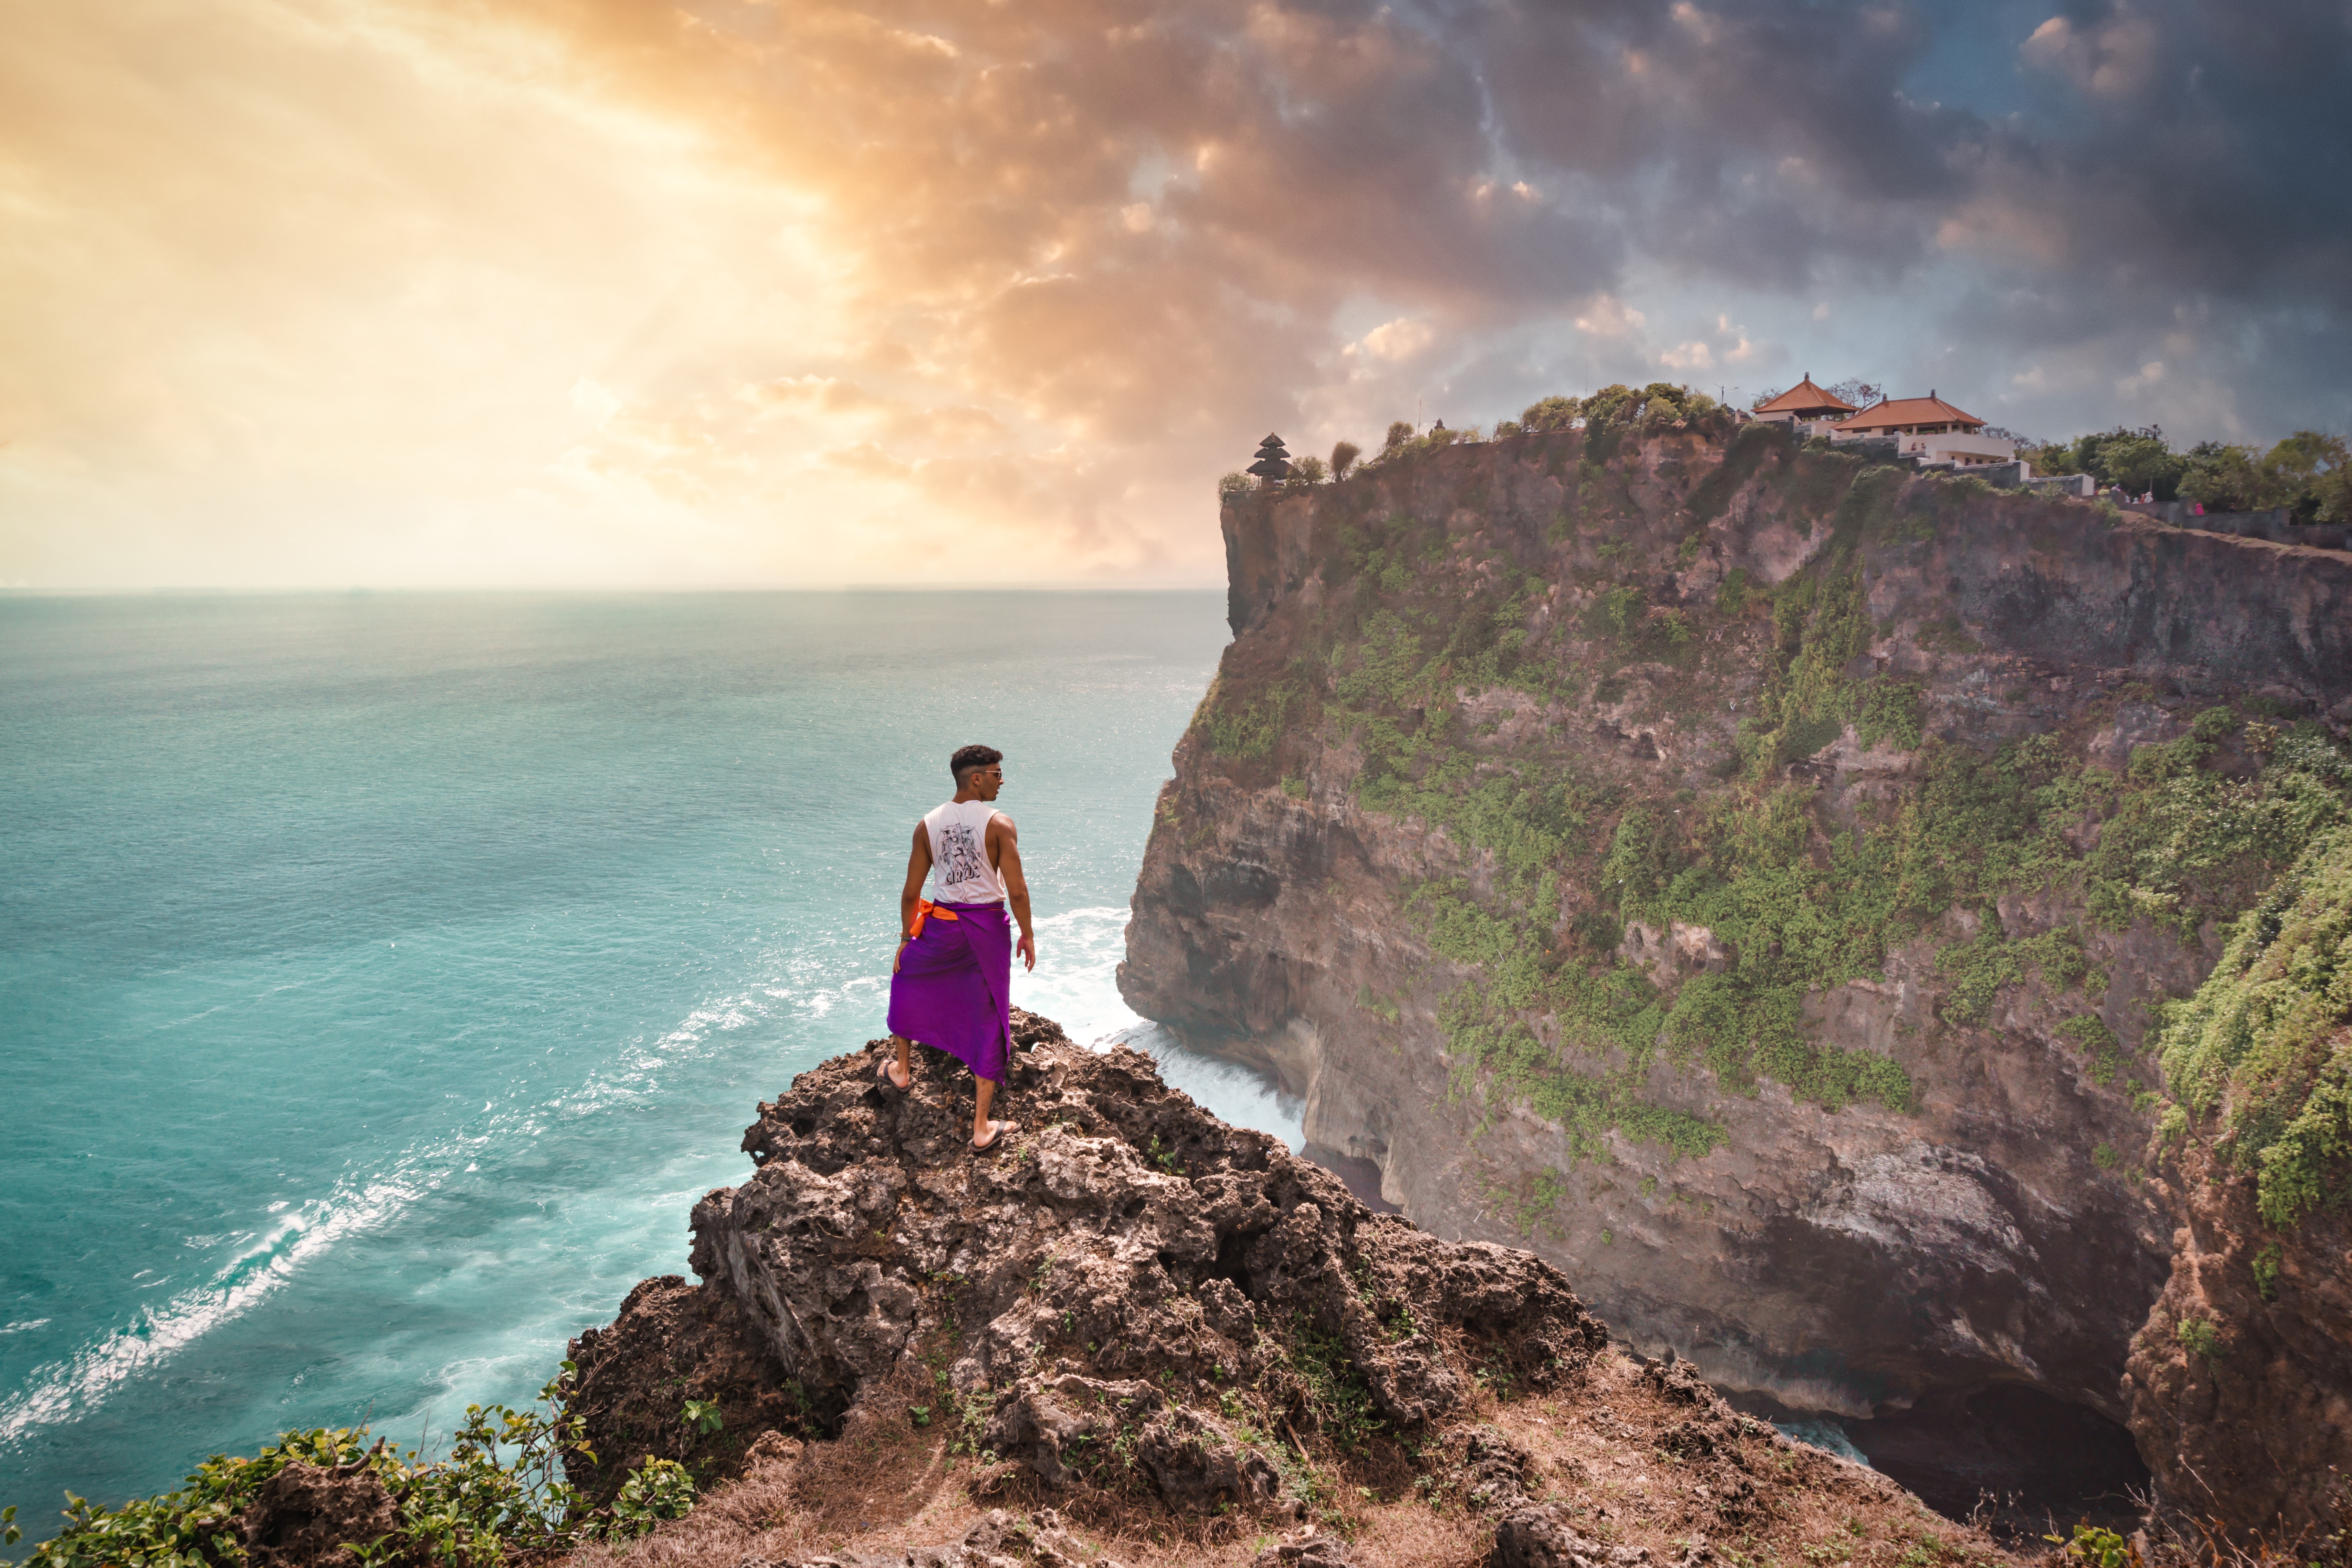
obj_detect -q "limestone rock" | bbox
[234,1462,397,1568]
[2124,1146,2352,1542]
[1491,1504,1654,1568]
[568,1011,1607,1515]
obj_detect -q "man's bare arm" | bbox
[991,814,1036,972]
[894,820,932,972]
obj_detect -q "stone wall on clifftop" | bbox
[1119,417,2352,1532]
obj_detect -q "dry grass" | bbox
[561,1351,2029,1568]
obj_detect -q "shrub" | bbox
[10,1365,688,1568]
[2155,825,2352,1226]
[2175,1315,2226,1362]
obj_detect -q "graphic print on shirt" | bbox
[936,821,989,890]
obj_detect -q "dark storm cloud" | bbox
[484,0,2352,400]
[1459,0,2352,308]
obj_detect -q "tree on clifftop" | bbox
[1330,440,1360,481]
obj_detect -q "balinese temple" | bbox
[1752,375,1859,424]
[1835,392,1987,438]
[1246,433,1293,486]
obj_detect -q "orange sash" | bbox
[906,898,960,941]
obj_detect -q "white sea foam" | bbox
[1017,905,1304,1148]
[0,1174,423,1445]
[1014,904,1148,1045]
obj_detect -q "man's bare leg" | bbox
[972,1077,1015,1149]
[883,1035,913,1090]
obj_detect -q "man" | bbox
[883,743,1036,1150]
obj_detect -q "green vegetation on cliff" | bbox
[6,1369,692,1568]
[1192,406,2352,1176]
[2157,824,2352,1227]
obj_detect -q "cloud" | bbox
[1358,319,1437,363]
[2,0,2347,588]
[2019,11,2160,99]
[1574,296,1648,338]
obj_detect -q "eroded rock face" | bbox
[234,1463,397,1568]
[572,1011,1607,1515]
[565,1270,815,1505]
[1122,426,2352,1520]
[2125,1146,2352,1542]
[736,1505,1134,1568]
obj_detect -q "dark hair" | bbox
[950,744,1003,783]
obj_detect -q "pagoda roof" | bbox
[1754,376,1857,416]
[1839,394,1985,433]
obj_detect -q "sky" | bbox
[2,0,2346,590]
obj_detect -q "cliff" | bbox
[558,1013,2028,1568]
[1119,414,2352,1539]
[2124,825,2352,1541]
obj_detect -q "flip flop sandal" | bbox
[878,1057,910,1091]
[970,1120,1019,1152]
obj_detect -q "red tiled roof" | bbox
[1839,395,1985,433]
[1754,376,1857,416]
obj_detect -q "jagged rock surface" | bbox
[2124,1144,2352,1542]
[570,1011,1607,1517]
[565,1270,815,1505]
[234,1462,398,1568]
[736,1505,1128,1568]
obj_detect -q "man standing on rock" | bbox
[884,743,1035,1150]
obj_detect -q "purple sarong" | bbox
[886,899,1011,1083]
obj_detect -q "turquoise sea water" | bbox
[0,590,1291,1526]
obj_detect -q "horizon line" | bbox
[0,582,1227,599]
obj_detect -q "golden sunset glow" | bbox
[5,1,2347,588]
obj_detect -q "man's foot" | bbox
[878,1056,912,1091]
[970,1119,1017,1152]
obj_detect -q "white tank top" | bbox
[923,799,1006,904]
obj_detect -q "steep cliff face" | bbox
[1120,418,2352,1526]
[2124,826,2352,1542]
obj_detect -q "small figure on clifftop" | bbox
[883,743,1036,1150]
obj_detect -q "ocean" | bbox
[0,590,1292,1526]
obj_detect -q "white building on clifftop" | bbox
[1833,392,2015,468]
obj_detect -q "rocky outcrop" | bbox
[573,1009,1608,1517]
[565,1270,818,1505]
[736,1505,1155,1568]
[565,1010,2023,1566]
[236,1462,398,1568]
[2125,1146,2352,1544]
[1120,418,2352,1529]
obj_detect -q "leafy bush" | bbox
[2046,1521,2141,1567]
[2156,825,2352,1226]
[1199,676,1304,761]
[10,1365,689,1568]
[1520,394,1581,433]
[2057,1013,2123,1085]
[2175,1315,2226,1361]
